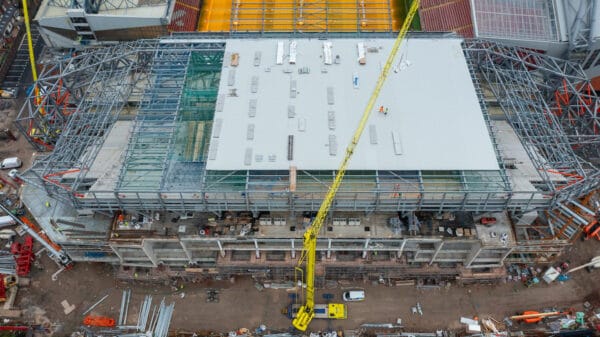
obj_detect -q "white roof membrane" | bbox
[206,38,500,171]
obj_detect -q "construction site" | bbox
[0,0,599,336]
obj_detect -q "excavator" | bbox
[291,0,420,332]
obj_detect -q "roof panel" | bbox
[206,38,500,171]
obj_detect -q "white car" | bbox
[342,290,365,302]
[0,157,21,169]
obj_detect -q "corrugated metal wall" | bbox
[591,76,600,91]
[419,0,474,38]
[168,0,201,32]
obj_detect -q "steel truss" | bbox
[19,35,599,215]
[464,40,600,207]
[18,40,160,202]
[563,0,596,57]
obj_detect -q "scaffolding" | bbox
[16,34,599,217]
[464,40,600,205]
[117,42,225,192]
[464,40,600,241]
[16,40,159,202]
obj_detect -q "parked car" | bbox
[0,157,22,169]
[342,290,365,302]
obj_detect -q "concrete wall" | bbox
[102,236,511,270]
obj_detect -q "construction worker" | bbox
[45,201,50,208]
[378,105,384,114]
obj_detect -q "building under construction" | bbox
[12,3,600,284]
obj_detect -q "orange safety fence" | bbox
[83,316,116,327]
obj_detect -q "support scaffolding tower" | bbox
[16,40,159,202]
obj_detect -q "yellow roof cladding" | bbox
[198,0,402,32]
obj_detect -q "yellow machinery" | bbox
[22,0,45,116]
[22,0,37,82]
[291,0,420,332]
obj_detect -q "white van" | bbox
[0,157,22,169]
[342,290,365,302]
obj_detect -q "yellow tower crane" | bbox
[21,0,38,82]
[21,0,45,118]
[291,0,420,332]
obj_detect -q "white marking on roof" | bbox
[276,41,284,65]
[289,41,297,64]
[323,42,333,65]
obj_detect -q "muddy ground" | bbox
[13,239,599,335]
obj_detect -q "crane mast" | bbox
[292,0,420,331]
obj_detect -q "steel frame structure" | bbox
[564,0,597,55]
[16,40,160,202]
[17,35,599,218]
[118,44,225,192]
[464,40,600,208]
[15,34,589,272]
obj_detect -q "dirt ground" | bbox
[0,97,36,173]
[13,239,599,335]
